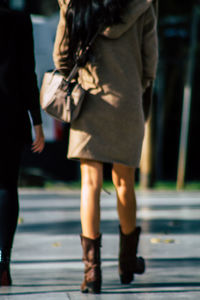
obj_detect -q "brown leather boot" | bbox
[80,234,102,294]
[0,249,12,286]
[119,226,145,284]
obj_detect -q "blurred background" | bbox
[8,0,200,189]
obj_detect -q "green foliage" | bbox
[44,180,200,191]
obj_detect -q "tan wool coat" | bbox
[53,0,158,167]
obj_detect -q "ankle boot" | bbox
[80,234,102,294]
[0,249,12,286]
[119,226,145,284]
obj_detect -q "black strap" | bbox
[66,26,103,83]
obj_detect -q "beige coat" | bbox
[53,0,158,167]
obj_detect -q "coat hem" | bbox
[67,154,140,168]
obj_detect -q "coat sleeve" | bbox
[142,5,158,88]
[20,14,42,125]
[53,2,74,77]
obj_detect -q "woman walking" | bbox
[0,0,45,286]
[53,0,158,293]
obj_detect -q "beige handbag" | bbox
[40,28,101,123]
[40,68,85,123]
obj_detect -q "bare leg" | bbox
[80,159,103,239]
[112,163,136,234]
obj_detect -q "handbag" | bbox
[40,28,101,123]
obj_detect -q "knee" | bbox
[0,188,18,210]
[113,178,133,195]
[112,169,134,192]
[82,176,103,192]
[112,174,134,190]
[81,161,103,192]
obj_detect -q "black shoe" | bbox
[0,249,12,286]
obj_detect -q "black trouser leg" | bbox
[0,188,18,285]
[0,188,19,250]
[0,141,22,285]
[0,142,22,250]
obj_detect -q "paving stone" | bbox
[0,292,69,300]
[0,190,200,299]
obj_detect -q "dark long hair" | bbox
[65,0,130,64]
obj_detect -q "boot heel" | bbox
[87,282,101,294]
[120,273,134,284]
[135,256,145,274]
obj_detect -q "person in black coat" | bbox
[0,0,45,285]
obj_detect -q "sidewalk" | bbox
[0,189,200,299]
